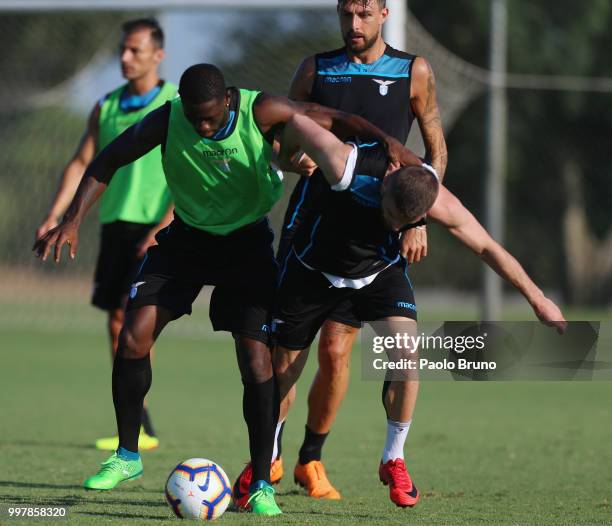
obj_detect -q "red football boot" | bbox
[378,458,419,507]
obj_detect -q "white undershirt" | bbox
[331,142,358,191]
[293,142,444,289]
[295,244,399,290]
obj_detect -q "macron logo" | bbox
[324,76,352,84]
[203,147,238,158]
[396,301,416,311]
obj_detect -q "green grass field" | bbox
[1,322,611,525]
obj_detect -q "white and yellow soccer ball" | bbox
[165,458,232,520]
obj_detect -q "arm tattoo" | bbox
[418,62,448,180]
[424,62,437,115]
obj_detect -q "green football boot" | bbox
[83,452,143,490]
[247,480,282,516]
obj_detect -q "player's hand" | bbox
[135,232,158,259]
[400,226,428,263]
[294,152,318,177]
[531,295,567,335]
[383,136,421,167]
[384,160,401,179]
[35,215,58,241]
[32,220,80,263]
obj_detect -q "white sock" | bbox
[382,419,411,463]
[271,420,285,462]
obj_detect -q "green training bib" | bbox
[98,81,177,224]
[162,89,283,235]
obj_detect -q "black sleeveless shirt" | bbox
[291,141,401,279]
[278,45,418,267]
[311,45,416,143]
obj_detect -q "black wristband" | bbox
[399,216,427,232]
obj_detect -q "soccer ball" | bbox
[165,458,232,520]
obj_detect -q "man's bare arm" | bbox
[36,103,100,239]
[278,114,353,186]
[411,57,448,180]
[254,93,421,168]
[33,105,168,262]
[288,56,316,102]
[401,57,448,263]
[135,201,175,259]
[428,187,567,333]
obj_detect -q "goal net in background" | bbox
[0,1,609,334]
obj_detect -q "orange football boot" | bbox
[294,460,341,500]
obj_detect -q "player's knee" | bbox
[245,351,273,383]
[318,340,351,378]
[274,361,297,383]
[236,338,273,384]
[273,354,301,396]
[272,350,292,378]
[118,325,152,359]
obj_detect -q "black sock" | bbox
[141,407,156,437]
[298,425,329,465]
[242,377,280,485]
[112,354,152,453]
[276,420,286,460]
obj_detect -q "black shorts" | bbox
[274,252,417,350]
[126,214,277,345]
[92,221,155,311]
